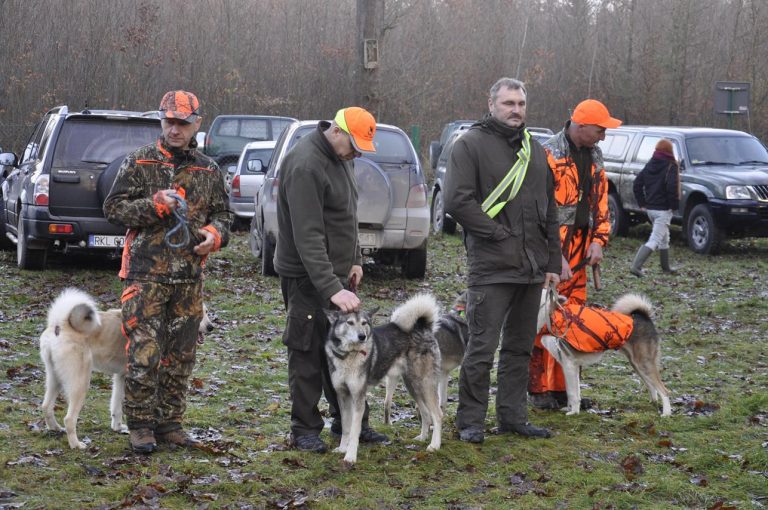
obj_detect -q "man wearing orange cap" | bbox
[274,107,387,453]
[104,90,232,453]
[528,99,622,410]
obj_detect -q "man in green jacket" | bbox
[444,78,561,444]
[275,107,387,453]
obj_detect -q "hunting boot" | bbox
[659,249,677,273]
[630,245,653,277]
[129,428,157,454]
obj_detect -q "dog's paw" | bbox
[426,444,439,452]
[69,440,87,449]
[343,454,357,464]
[333,446,347,454]
[413,433,427,442]
[117,424,129,434]
[565,409,580,416]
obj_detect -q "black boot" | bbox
[630,245,653,277]
[659,249,677,273]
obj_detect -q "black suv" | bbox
[0,106,161,269]
[600,126,768,254]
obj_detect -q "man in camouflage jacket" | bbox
[104,90,232,453]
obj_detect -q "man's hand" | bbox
[330,289,360,313]
[586,242,604,266]
[157,189,179,210]
[560,255,572,281]
[543,272,560,289]
[193,228,215,255]
[348,265,363,290]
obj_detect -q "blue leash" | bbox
[164,192,191,249]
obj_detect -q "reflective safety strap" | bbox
[481,130,532,218]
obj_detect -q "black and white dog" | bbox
[325,293,442,464]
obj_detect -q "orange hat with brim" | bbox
[334,107,376,152]
[159,90,200,124]
[571,99,622,128]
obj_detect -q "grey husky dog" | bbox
[384,291,469,423]
[537,288,671,417]
[40,288,213,449]
[325,293,443,464]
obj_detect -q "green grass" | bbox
[0,226,766,509]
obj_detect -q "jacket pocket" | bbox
[466,289,486,336]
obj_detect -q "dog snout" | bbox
[357,332,367,342]
[206,323,214,333]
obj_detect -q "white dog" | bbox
[537,288,671,417]
[40,288,213,449]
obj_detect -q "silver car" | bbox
[250,120,430,279]
[228,140,276,221]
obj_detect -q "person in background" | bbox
[528,99,621,411]
[104,90,232,453]
[274,107,388,453]
[630,138,681,276]
[444,77,561,444]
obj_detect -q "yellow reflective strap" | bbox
[481,130,531,218]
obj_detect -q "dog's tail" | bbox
[390,293,440,333]
[612,293,653,319]
[47,288,102,335]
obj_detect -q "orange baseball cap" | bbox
[159,90,200,123]
[571,99,622,128]
[334,107,376,152]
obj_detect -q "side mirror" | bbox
[247,159,264,173]
[0,152,17,167]
[428,141,441,170]
[679,160,686,172]
[195,131,206,150]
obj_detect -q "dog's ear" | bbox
[368,306,380,319]
[324,309,339,322]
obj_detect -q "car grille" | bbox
[754,184,768,201]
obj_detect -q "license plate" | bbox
[88,235,125,248]
[358,232,377,248]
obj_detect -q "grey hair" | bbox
[489,78,527,102]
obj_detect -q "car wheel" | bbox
[431,188,456,235]
[0,203,13,250]
[249,215,262,258]
[17,216,47,270]
[686,203,723,255]
[607,193,629,237]
[261,229,277,277]
[402,245,427,279]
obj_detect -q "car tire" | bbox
[17,217,47,270]
[431,188,456,235]
[0,203,13,250]
[607,193,629,237]
[261,229,277,277]
[249,215,262,258]
[402,244,427,279]
[686,203,723,255]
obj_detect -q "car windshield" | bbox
[242,148,274,173]
[52,119,159,168]
[687,136,768,166]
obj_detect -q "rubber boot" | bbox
[630,245,653,277]
[659,249,677,273]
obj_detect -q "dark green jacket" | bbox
[444,121,561,285]
[103,138,232,283]
[274,122,362,301]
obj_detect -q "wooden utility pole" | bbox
[356,0,383,116]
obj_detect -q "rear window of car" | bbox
[51,119,159,168]
[214,117,294,141]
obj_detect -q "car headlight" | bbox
[725,185,752,200]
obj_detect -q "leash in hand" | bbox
[164,192,191,249]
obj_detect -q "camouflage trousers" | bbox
[120,279,203,432]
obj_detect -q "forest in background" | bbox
[1,0,767,155]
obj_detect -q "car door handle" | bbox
[52,174,80,183]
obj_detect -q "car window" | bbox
[369,130,414,165]
[51,119,160,168]
[633,135,680,164]
[241,148,274,174]
[686,136,768,165]
[271,119,294,138]
[600,134,631,159]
